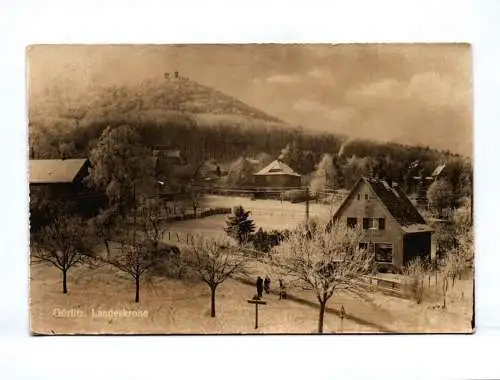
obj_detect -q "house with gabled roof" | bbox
[29,158,90,187]
[253,159,301,188]
[29,158,105,230]
[329,176,433,272]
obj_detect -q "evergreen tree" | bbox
[224,206,256,245]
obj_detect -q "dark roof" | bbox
[332,176,433,234]
[366,178,427,226]
[29,159,89,184]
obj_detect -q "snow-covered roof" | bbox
[254,159,301,177]
[432,164,446,177]
[29,158,89,184]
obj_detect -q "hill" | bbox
[29,74,312,161]
[30,74,286,126]
[28,74,470,198]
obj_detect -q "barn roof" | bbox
[332,176,433,234]
[29,159,89,184]
[254,159,301,177]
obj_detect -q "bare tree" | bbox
[32,214,96,294]
[105,237,159,303]
[103,199,172,302]
[91,205,123,259]
[138,198,168,249]
[271,222,372,333]
[183,235,250,318]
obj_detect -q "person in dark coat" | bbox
[264,276,271,294]
[256,276,264,298]
[279,279,287,300]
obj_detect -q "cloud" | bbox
[264,73,303,84]
[346,72,471,109]
[292,99,356,125]
[307,68,327,80]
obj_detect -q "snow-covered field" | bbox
[30,259,473,334]
[29,262,376,334]
[164,195,335,242]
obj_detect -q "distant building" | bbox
[198,159,227,181]
[329,176,434,273]
[253,159,301,188]
[29,158,104,229]
[29,158,91,189]
[412,164,447,206]
[431,164,447,179]
[152,147,186,166]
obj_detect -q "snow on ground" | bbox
[30,258,473,334]
[30,197,472,335]
[204,195,334,230]
[164,195,335,242]
[29,262,376,334]
[243,259,473,333]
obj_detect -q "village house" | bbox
[29,158,104,226]
[253,159,301,188]
[29,158,91,191]
[151,147,186,167]
[329,176,434,272]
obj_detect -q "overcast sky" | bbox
[28,44,473,156]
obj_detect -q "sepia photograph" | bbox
[27,43,474,335]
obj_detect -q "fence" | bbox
[163,207,231,223]
[356,275,409,299]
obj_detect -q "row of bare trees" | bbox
[32,201,375,333]
[31,199,254,318]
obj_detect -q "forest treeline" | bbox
[28,76,472,198]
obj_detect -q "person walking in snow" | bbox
[256,276,264,298]
[264,276,271,294]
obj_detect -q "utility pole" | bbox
[305,186,310,223]
[133,182,136,243]
[471,173,474,225]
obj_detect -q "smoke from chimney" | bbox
[338,138,354,158]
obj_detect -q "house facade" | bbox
[330,176,433,272]
[253,159,301,188]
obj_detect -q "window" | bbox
[363,217,385,230]
[378,218,386,230]
[363,218,376,229]
[365,194,369,200]
[347,217,357,228]
[359,243,368,250]
[357,194,361,200]
[375,243,393,263]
